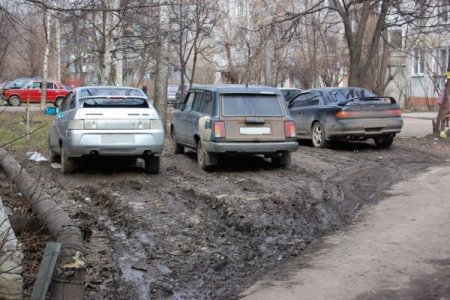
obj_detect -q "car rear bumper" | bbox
[65,130,165,157]
[325,117,403,138]
[203,141,299,154]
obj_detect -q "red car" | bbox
[2,80,70,107]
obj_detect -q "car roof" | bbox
[188,84,281,94]
[278,87,302,91]
[303,87,370,92]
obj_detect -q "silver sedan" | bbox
[46,86,165,174]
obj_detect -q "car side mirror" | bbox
[45,107,57,115]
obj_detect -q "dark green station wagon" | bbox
[170,85,299,170]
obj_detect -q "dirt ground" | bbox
[1,135,449,299]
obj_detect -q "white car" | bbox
[46,86,165,174]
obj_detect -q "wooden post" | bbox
[31,242,61,300]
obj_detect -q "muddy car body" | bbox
[288,87,404,148]
[171,85,298,170]
[46,86,164,174]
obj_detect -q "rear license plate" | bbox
[364,120,385,128]
[239,127,271,135]
[101,135,135,144]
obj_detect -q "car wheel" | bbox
[61,145,75,174]
[55,97,64,107]
[171,128,183,154]
[144,155,160,174]
[271,152,291,167]
[48,138,60,163]
[8,95,20,106]
[311,122,330,148]
[197,140,215,171]
[374,135,394,148]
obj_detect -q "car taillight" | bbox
[68,119,84,129]
[214,121,226,138]
[336,111,357,118]
[336,109,402,118]
[385,109,401,116]
[284,121,296,138]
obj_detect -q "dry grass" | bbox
[0,109,53,153]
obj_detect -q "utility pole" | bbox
[154,1,170,133]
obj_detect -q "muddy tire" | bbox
[55,97,64,108]
[171,129,183,154]
[48,139,60,163]
[311,122,330,148]
[271,152,291,167]
[197,140,215,171]
[374,135,394,149]
[61,145,75,174]
[8,95,20,106]
[144,155,160,174]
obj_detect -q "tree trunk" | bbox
[41,10,52,111]
[154,1,169,133]
[434,61,450,135]
[224,42,237,83]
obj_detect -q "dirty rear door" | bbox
[220,93,286,142]
[185,91,204,147]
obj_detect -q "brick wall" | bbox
[405,96,439,111]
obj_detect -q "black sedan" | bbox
[288,87,403,148]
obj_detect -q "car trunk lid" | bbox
[219,93,287,141]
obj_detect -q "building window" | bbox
[438,48,450,74]
[389,30,402,49]
[412,49,425,75]
[438,0,450,22]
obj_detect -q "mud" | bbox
[1,136,449,299]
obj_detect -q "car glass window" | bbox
[290,93,309,108]
[305,97,320,106]
[192,92,204,112]
[60,93,73,112]
[79,87,146,98]
[31,82,41,89]
[304,91,321,106]
[67,95,76,110]
[202,92,213,115]
[329,88,377,102]
[46,82,55,89]
[184,93,195,111]
[222,94,282,116]
[82,97,149,108]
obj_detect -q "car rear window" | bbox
[329,88,376,102]
[79,88,145,98]
[221,94,283,116]
[82,97,149,108]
